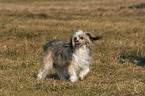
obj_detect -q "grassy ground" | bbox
[0,0,145,95]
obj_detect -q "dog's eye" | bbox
[80,37,84,40]
[74,37,77,41]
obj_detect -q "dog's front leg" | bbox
[79,65,90,80]
[68,64,78,82]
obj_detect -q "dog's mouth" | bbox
[75,41,82,47]
[75,42,79,45]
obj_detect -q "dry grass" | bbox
[0,0,145,95]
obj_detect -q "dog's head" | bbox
[70,30,102,49]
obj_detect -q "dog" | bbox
[37,30,101,82]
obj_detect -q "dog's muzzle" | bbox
[75,41,83,47]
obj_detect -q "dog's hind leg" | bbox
[37,51,53,80]
[57,66,69,80]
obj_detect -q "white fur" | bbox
[37,51,53,80]
[73,45,91,69]
[68,45,92,82]
[73,30,83,37]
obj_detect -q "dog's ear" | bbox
[85,32,102,42]
[70,36,75,49]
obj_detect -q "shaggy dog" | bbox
[37,30,101,82]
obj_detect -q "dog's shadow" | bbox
[46,73,60,80]
[33,73,60,80]
[33,73,70,80]
[120,53,145,67]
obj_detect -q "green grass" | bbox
[0,0,145,95]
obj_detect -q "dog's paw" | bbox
[37,72,44,80]
[79,73,84,80]
[69,76,78,82]
[37,74,42,80]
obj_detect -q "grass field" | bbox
[0,0,145,95]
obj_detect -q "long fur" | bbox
[37,30,101,82]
